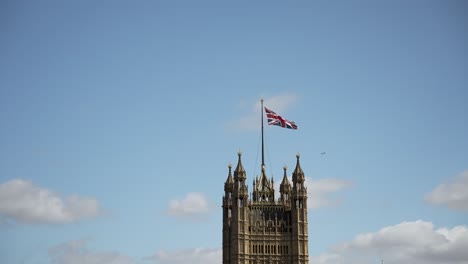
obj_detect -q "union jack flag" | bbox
[264,107,298,130]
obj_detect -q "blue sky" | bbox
[1,1,467,264]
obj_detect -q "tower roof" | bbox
[292,152,305,183]
[224,162,234,191]
[255,165,273,192]
[280,165,291,193]
[234,150,246,180]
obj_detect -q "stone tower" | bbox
[222,152,309,264]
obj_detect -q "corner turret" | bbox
[292,152,307,209]
[234,151,246,182]
[292,153,305,191]
[280,165,292,203]
[224,163,234,192]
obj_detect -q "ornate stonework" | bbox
[223,153,309,264]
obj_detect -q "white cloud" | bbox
[274,176,351,210]
[310,220,468,264]
[0,179,102,224]
[309,253,344,264]
[167,192,212,218]
[228,93,298,132]
[148,247,221,264]
[49,239,134,264]
[306,178,351,209]
[425,170,468,211]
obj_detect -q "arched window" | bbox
[267,221,273,232]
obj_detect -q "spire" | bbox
[280,165,291,194]
[234,150,246,181]
[292,152,305,183]
[224,162,234,191]
[257,165,271,191]
[252,164,274,203]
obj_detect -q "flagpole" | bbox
[261,98,265,167]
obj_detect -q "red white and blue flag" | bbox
[264,107,298,130]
